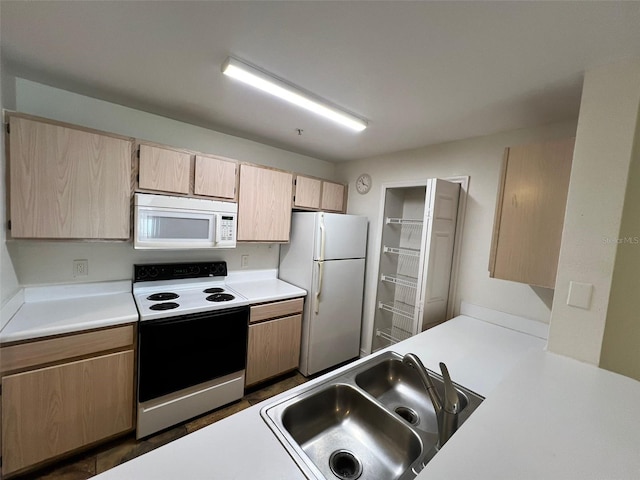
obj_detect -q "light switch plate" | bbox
[567,281,593,309]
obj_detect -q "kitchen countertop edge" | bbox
[1,276,307,344]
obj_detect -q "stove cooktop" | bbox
[132,262,249,321]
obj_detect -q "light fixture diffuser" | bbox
[222,57,367,132]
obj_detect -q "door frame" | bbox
[365,176,469,354]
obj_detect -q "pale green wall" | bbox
[600,106,640,381]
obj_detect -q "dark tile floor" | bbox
[18,371,308,480]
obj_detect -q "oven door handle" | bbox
[315,260,324,314]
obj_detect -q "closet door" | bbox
[420,180,460,331]
[371,179,460,352]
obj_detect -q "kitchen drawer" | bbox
[249,297,304,324]
[0,324,135,375]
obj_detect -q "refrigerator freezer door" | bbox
[314,213,368,261]
[305,257,365,375]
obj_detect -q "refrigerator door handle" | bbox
[315,261,324,314]
[319,213,326,262]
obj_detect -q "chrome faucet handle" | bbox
[402,353,461,449]
[439,362,460,414]
[402,353,442,412]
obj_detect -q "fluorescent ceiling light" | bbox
[222,57,367,132]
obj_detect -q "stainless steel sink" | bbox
[280,383,422,480]
[355,357,481,435]
[261,351,484,480]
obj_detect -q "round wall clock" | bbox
[356,173,372,194]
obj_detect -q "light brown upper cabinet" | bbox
[321,181,346,212]
[489,137,575,289]
[7,114,133,239]
[237,164,293,242]
[137,145,238,201]
[138,144,191,194]
[294,175,346,213]
[194,154,237,200]
[293,175,322,209]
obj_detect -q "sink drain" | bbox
[329,450,363,480]
[395,406,420,426]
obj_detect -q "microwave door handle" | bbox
[314,261,324,314]
[214,214,221,244]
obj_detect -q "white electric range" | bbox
[133,261,250,439]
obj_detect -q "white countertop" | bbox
[0,281,138,343]
[0,270,306,344]
[228,278,306,304]
[92,313,564,480]
[421,349,640,479]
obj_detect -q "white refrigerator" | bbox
[279,212,368,376]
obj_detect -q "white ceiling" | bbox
[2,1,640,163]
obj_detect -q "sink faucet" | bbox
[402,353,460,449]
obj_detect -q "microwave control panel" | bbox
[217,215,236,244]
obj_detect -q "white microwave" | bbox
[134,193,237,249]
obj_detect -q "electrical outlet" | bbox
[241,255,249,269]
[73,259,89,277]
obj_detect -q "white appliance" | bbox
[279,212,368,376]
[134,193,237,249]
[133,261,250,439]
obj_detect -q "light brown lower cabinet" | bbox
[1,325,136,478]
[1,350,134,476]
[246,314,303,387]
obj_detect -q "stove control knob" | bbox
[137,267,148,279]
[212,263,225,275]
[149,267,159,278]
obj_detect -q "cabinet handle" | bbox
[512,194,518,208]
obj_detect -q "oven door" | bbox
[138,306,249,403]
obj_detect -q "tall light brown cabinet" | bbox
[237,164,293,242]
[489,137,575,289]
[7,114,133,239]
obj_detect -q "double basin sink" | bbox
[261,351,484,480]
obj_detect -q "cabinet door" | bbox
[246,314,302,386]
[9,116,132,239]
[321,181,346,212]
[194,155,237,200]
[489,137,574,288]
[1,350,134,476]
[237,164,293,242]
[294,175,321,209]
[138,144,191,194]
